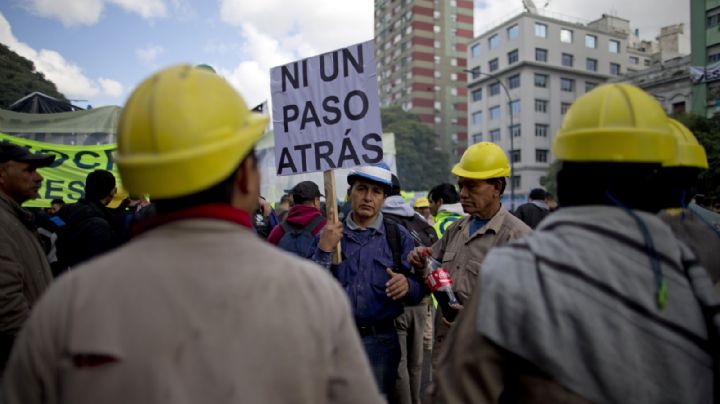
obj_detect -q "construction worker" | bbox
[657,118,720,283]
[427,183,464,238]
[408,142,531,368]
[432,84,719,403]
[1,65,383,404]
[413,197,433,224]
[313,164,427,401]
[0,142,55,377]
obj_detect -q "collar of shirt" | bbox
[346,211,384,231]
[456,205,508,238]
[134,203,253,235]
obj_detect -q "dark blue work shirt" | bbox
[313,213,426,326]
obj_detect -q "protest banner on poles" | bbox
[270,40,384,262]
[0,132,120,208]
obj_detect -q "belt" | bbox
[357,320,396,337]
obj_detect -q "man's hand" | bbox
[408,246,432,269]
[318,222,343,253]
[386,268,409,300]
[258,197,272,217]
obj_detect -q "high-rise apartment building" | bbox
[374,0,474,162]
[690,0,720,116]
[467,12,635,202]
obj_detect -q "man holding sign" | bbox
[312,165,426,401]
[271,41,426,400]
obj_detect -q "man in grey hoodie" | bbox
[383,174,436,404]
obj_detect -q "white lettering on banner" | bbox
[270,40,384,176]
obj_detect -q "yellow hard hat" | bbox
[115,65,269,199]
[451,142,510,179]
[552,83,675,164]
[665,119,708,169]
[107,185,129,209]
[414,197,430,208]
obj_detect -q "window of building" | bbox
[535,99,548,113]
[434,40,441,48]
[434,55,441,64]
[535,48,548,62]
[512,175,521,189]
[507,24,519,40]
[629,56,639,65]
[490,82,500,96]
[535,22,547,38]
[490,106,501,120]
[609,39,620,54]
[508,74,520,89]
[490,129,501,142]
[536,149,549,163]
[585,34,597,48]
[644,59,650,66]
[560,28,573,43]
[450,73,458,80]
[709,44,720,63]
[508,49,519,64]
[434,25,441,33]
[510,124,521,137]
[472,111,483,124]
[708,7,720,27]
[510,149,521,163]
[469,66,481,79]
[434,101,442,110]
[434,70,441,78]
[489,34,499,49]
[534,73,548,88]
[472,88,483,102]
[510,100,521,114]
[489,58,499,72]
[561,102,571,114]
[585,81,597,92]
[610,62,621,76]
[561,78,575,92]
[562,53,574,67]
[471,43,481,58]
[450,87,458,96]
[672,101,686,114]
[472,133,483,143]
[535,124,549,137]
[434,116,442,123]
[586,58,598,72]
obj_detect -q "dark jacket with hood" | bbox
[55,199,120,272]
[267,205,327,249]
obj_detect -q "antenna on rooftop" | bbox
[522,0,538,14]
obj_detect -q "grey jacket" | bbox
[1,218,383,404]
[436,206,718,403]
[0,192,52,374]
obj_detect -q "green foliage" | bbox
[0,43,67,109]
[381,106,450,191]
[673,113,720,198]
[539,159,561,197]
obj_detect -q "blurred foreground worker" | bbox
[0,142,55,377]
[657,119,720,284]
[1,65,382,404]
[409,142,530,367]
[433,84,719,403]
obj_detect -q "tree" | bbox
[674,113,720,199]
[0,43,67,109]
[539,160,561,198]
[381,106,450,191]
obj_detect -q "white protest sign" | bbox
[270,40,383,176]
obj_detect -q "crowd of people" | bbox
[0,65,718,403]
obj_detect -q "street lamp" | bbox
[463,67,516,210]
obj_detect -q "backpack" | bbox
[277,215,324,258]
[384,213,438,248]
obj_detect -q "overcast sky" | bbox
[0,0,689,108]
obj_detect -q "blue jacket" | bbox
[313,213,426,326]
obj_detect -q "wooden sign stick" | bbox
[323,170,342,263]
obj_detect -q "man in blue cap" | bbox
[313,164,427,401]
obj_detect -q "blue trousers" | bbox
[361,331,401,402]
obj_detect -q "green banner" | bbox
[0,133,119,208]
